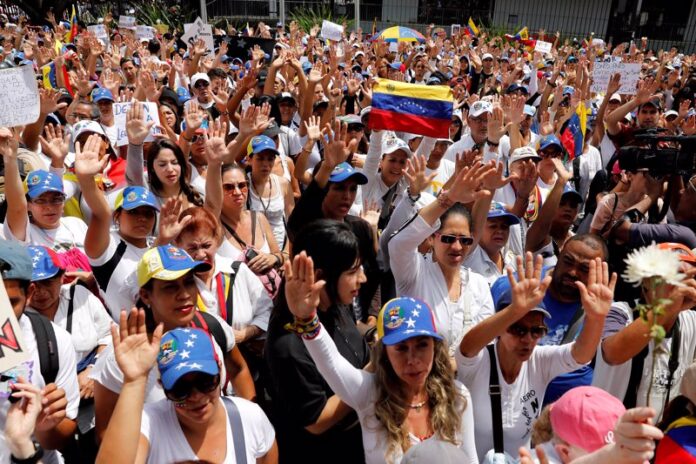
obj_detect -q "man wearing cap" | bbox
[444,99,505,165]
[91,87,118,147]
[0,239,80,463]
[498,104,541,171]
[606,77,663,148]
[188,72,221,120]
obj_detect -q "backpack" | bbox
[24,311,59,385]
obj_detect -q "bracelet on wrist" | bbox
[181,133,193,142]
[11,443,43,464]
[284,313,321,340]
[437,190,454,209]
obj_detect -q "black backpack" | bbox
[24,311,59,385]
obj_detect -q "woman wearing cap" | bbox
[361,130,411,218]
[388,161,500,355]
[246,134,295,248]
[73,134,159,319]
[457,253,615,461]
[91,244,255,441]
[2,126,88,250]
[281,252,477,464]
[97,314,277,463]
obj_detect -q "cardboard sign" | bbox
[451,24,461,37]
[0,275,30,375]
[321,20,344,42]
[88,24,109,45]
[113,102,161,147]
[0,66,40,127]
[591,61,641,95]
[534,40,552,54]
[136,25,155,41]
[182,17,214,57]
[118,15,136,29]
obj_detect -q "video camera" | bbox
[613,129,696,176]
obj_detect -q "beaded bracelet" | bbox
[284,314,321,340]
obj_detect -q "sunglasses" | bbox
[194,81,210,89]
[191,134,206,143]
[507,324,548,339]
[31,195,66,206]
[222,181,248,193]
[436,233,474,246]
[164,373,220,402]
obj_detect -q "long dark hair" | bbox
[146,139,203,207]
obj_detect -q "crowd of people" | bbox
[0,8,695,464]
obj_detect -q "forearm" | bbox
[470,191,493,247]
[35,418,76,451]
[22,114,47,152]
[526,178,566,252]
[126,143,146,186]
[508,124,523,152]
[460,306,523,357]
[509,191,530,218]
[264,66,279,96]
[606,100,639,135]
[570,316,604,364]
[239,325,263,343]
[227,347,256,401]
[304,395,354,435]
[96,379,146,464]
[602,312,678,365]
[3,156,28,239]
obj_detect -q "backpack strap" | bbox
[216,263,241,326]
[560,307,585,345]
[572,155,582,193]
[191,311,232,389]
[487,343,504,454]
[92,239,128,292]
[66,284,76,334]
[24,312,59,385]
[221,397,248,464]
[624,311,649,408]
[662,318,682,413]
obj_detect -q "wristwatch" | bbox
[486,138,499,147]
[11,443,44,464]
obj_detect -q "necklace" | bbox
[408,399,427,411]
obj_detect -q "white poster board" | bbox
[136,25,156,41]
[321,20,344,42]
[118,15,136,29]
[88,24,109,45]
[0,66,40,127]
[591,61,641,94]
[113,102,161,147]
[451,24,461,37]
[534,40,552,54]
[182,17,214,57]
[0,275,30,374]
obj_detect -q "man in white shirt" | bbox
[444,100,502,164]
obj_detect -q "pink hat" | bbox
[550,386,626,453]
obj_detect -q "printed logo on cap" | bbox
[386,305,405,329]
[126,190,137,202]
[167,246,187,260]
[28,174,41,186]
[158,339,178,365]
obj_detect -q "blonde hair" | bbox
[372,338,465,463]
[531,405,553,446]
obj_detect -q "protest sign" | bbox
[535,40,552,54]
[321,20,344,42]
[113,102,161,147]
[591,61,641,94]
[136,25,156,41]
[182,17,214,57]
[451,24,461,37]
[0,275,30,375]
[118,15,136,29]
[88,24,109,45]
[0,66,40,127]
[227,36,275,60]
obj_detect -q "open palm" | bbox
[112,309,163,383]
[508,253,552,314]
[575,258,617,320]
[74,134,108,177]
[284,252,325,320]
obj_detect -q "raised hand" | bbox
[34,383,66,432]
[454,149,481,175]
[111,308,163,383]
[39,88,68,115]
[404,154,437,195]
[482,160,518,191]
[575,257,617,321]
[303,115,323,142]
[5,378,43,449]
[323,121,357,168]
[283,252,325,321]
[126,102,155,146]
[184,101,206,133]
[508,252,552,315]
[635,77,660,104]
[157,197,193,245]
[607,72,621,96]
[39,124,70,167]
[360,201,381,230]
[308,61,323,84]
[205,118,228,165]
[487,104,506,144]
[550,157,573,183]
[445,160,497,204]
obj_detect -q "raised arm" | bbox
[0,127,27,241]
[125,102,155,187]
[591,73,621,147]
[606,77,659,136]
[525,158,571,253]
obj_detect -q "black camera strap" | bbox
[487,344,505,454]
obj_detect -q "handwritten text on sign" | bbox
[113,102,161,147]
[0,275,30,375]
[0,66,40,127]
[591,62,641,95]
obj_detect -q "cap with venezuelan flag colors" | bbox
[137,245,211,287]
[377,297,443,345]
[114,186,160,211]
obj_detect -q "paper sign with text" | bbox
[591,61,641,94]
[136,25,155,41]
[88,24,109,45]
[118,15,136,29]
[451,24,461,37]
[321,20,344,42]
[0,66,40,127]
[0,275,30,375]
[113,102,161,147]
[535,40,552,54]
[182,17,214,57]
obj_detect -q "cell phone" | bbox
[0,364,30,403]
[244,248,259,261]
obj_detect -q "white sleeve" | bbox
[388,213,438,292]
[379,191,435,270]
[89,344,123,393]
[416,137,436,158]
[62,176,80,200]
[363,130,384,185]
[303,325,375,411]
[53,324,80,420]
[454,346,486,387]
[79,286,114,347]
[210,312,236,351]
[458,383,479,464]
[88,233,118,266]
[469,274,495,325]
[2,220,30,245]
[237,264,272,332]
[531,344,586,385]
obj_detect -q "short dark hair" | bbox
[563,233,608,259]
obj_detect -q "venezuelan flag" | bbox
[41,61,75,96]
[655,416,696,463]
[369,79,453,138]
[560,101,587,160]
[66,5,78,43]
[466,17,479,37]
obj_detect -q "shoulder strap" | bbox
[222,397,248,464]
[221,220,248,248]
[662,318,682,412]
[251,210,258,245]
[24,312,59,385]
[560,307,585,345]
[487,344,504,454]
[191,311,228,354]
[66,284,76,334]
[92,239,129,292]
[572,156,582,192]
[217,263,242,326]
[624,311,650,408]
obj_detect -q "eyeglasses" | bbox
[164,373,220,402]
[223,181,248,193]
[507,324,548,339]
[191,134,206,143]
[436,233,474,246]
[31,195,66,206]
[194,81,210,89]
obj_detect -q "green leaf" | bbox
[650,324,666,344]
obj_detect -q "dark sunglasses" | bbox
[191,134,206,143]
[436,233,474,246]
[194,81,210,89]
[164,373,220,402]
[507,324,548,339]
[222,181,249,193]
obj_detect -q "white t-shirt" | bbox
[424,159,455,196]
[141,397,275,463]
[3,216,88,252]
[600,132,616,168]
[572,145,603,203]
[463,244,517,285]
[492,184,526,257]
[360,131,409,209]
[498,132,541,173]
[444,133,501,164]
[456,342,585,462]
[0,314,80,464]
[26,285,112,362]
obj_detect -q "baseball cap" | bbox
[24,170,64,199]
[510,146,541,164]
[608,92,622,103]
[469,100,493,118]
[0,238,33,281]
[137,245,212,287]
[639,97,663,111]
[665,110,679,119]
[658,243,696,264]
[157,328,220,390]
[550,386,626,453]
[190,72,211,88]
[495,288,552,319]
[539,134,563,151]
[114,186,160,212]
[488,202,520,225]
[506,83,529,95]
[278,92,296,104]
[377,297,443,345]
[329,162,368,184]
[71,120,109,150]
[360,106,372,119]
[482,53,494,60]
[91,87,115,103]
[381,136,412,158]
[562,184,583,203]
[248,135,280,157]
[177,86,191,104]
[262,120,282,138]
[523,105,537,117]
[340,114,363,127]
[27,246,65,281]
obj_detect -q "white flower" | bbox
[622,243,686,287]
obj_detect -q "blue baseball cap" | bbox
[488,202,520,225]
[495,288,552,319]
[25,170,64,199]
[157,328,220,390]
[538,134,563,152]
[0,238,33,281]
[114,186,160,211]
[562,183,583,203]
[562,85,575,96]
[176,86,191,104]
[137,245,212,287]
[523,105,537,117]
[248,135,279,157]
[377,297,443,345]
[27,246,64,281]
[91,87,114,103]
[329,162,368,184]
